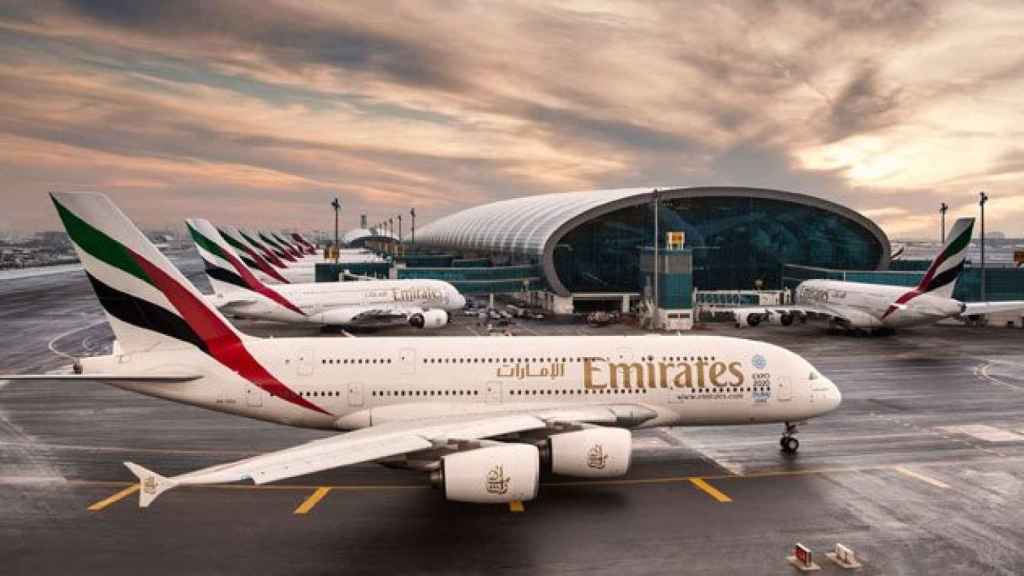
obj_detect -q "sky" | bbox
[2,1,1023,239]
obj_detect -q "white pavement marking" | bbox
[894,466,952,489]
[938,424,1024,443]
[46,319,107,363]
[973,361,1024,391]
[662,428,747,476]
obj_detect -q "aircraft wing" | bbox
[122,405,653,507]
[0,373,203,383]
[961,301,1024,316]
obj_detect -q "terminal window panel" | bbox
[554,197,884,293]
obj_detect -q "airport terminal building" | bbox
[414,187,890,311]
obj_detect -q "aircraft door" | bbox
[348,382,364,407]
[297,348,314,376]
[398,347,417,375]
[776,375,792,402]
[486,381,502,404]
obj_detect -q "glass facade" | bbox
[554,197,885,293]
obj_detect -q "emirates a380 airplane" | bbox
[188,218,463,329]
[4,193,841,508]
[733,218,1024,333]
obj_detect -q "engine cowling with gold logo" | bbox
[546,427,631,478]
[409,309,449,329]
[432,444,539,503]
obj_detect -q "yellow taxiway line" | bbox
[509,500,525,512]
[294,487,332,515]
[688,477,732,503]
[893,466,951,490]
[87,484,139,511]
[80,459,984,511]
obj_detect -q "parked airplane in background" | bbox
[188,219,462,329]
[731,218,1024,333]
[3,193,841,509]
[290,232,317,255]
[213,225,290,284]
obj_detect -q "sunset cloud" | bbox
[1,0,1023,238]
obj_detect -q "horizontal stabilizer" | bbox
[124,462,178,508]
[961,301,1024,316]
[0,374,202,383]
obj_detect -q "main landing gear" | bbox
[780,422,800,454]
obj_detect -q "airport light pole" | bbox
[388,217,395,254]
[979,191,988,301]
[652,188,660,327]
[410,208,416,247]
[331,197,341,262]
[940,202,948,243]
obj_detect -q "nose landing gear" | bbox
[780,422,800,454]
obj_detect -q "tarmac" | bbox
[3,256,1024,575]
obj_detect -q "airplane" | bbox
[730,217,1024,333]
[216,225,292,284]
[187,218,463,329]
[290,232,317,255]
[3,192,841,508]
[231,228,383,283]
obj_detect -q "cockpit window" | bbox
[809,371,818,381]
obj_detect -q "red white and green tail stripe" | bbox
[882,217,973,318]
[218,226,290,283]
[187,219,306,316]
[52,193,326,415]
[241,229,287,268]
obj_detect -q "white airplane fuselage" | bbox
[797,279,963,328]
[84,334,841,431]
[214,278,464,326]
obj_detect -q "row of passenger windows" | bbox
[322,358,392,365]
[511,388,647,395]
[317,356,721,366]
[421,355,717,364]
[301,386,766,399]
[372,390,479,397]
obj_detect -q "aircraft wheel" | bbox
[781,436,799,454]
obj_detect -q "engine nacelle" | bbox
[410,309,449,329]
[734,310,762,328]
[433,444,539,503]
[546,427,632,478]
[314,308,358,326]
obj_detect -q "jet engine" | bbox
[544,427,631,478]
[410,309,449,329]
[734,310,763,327]
[430,444,539,503]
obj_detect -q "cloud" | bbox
[0,1,1022,238]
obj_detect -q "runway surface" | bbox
[3,258,1024,575]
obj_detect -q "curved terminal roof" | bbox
[342,227,398,247]
[417,186,890,296]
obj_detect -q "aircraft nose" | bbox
[451,289,466,309]
[826,378,842,412]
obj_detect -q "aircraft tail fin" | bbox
[917,217,974,298]
[187,219,306,317]
[51,192,247,354]
[124,462,178,508]
[241,229,287,268]
[292,232,316,254]
[187,218,247,298]
[219,225,290,284]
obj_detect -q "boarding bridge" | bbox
[696,290,791,308]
